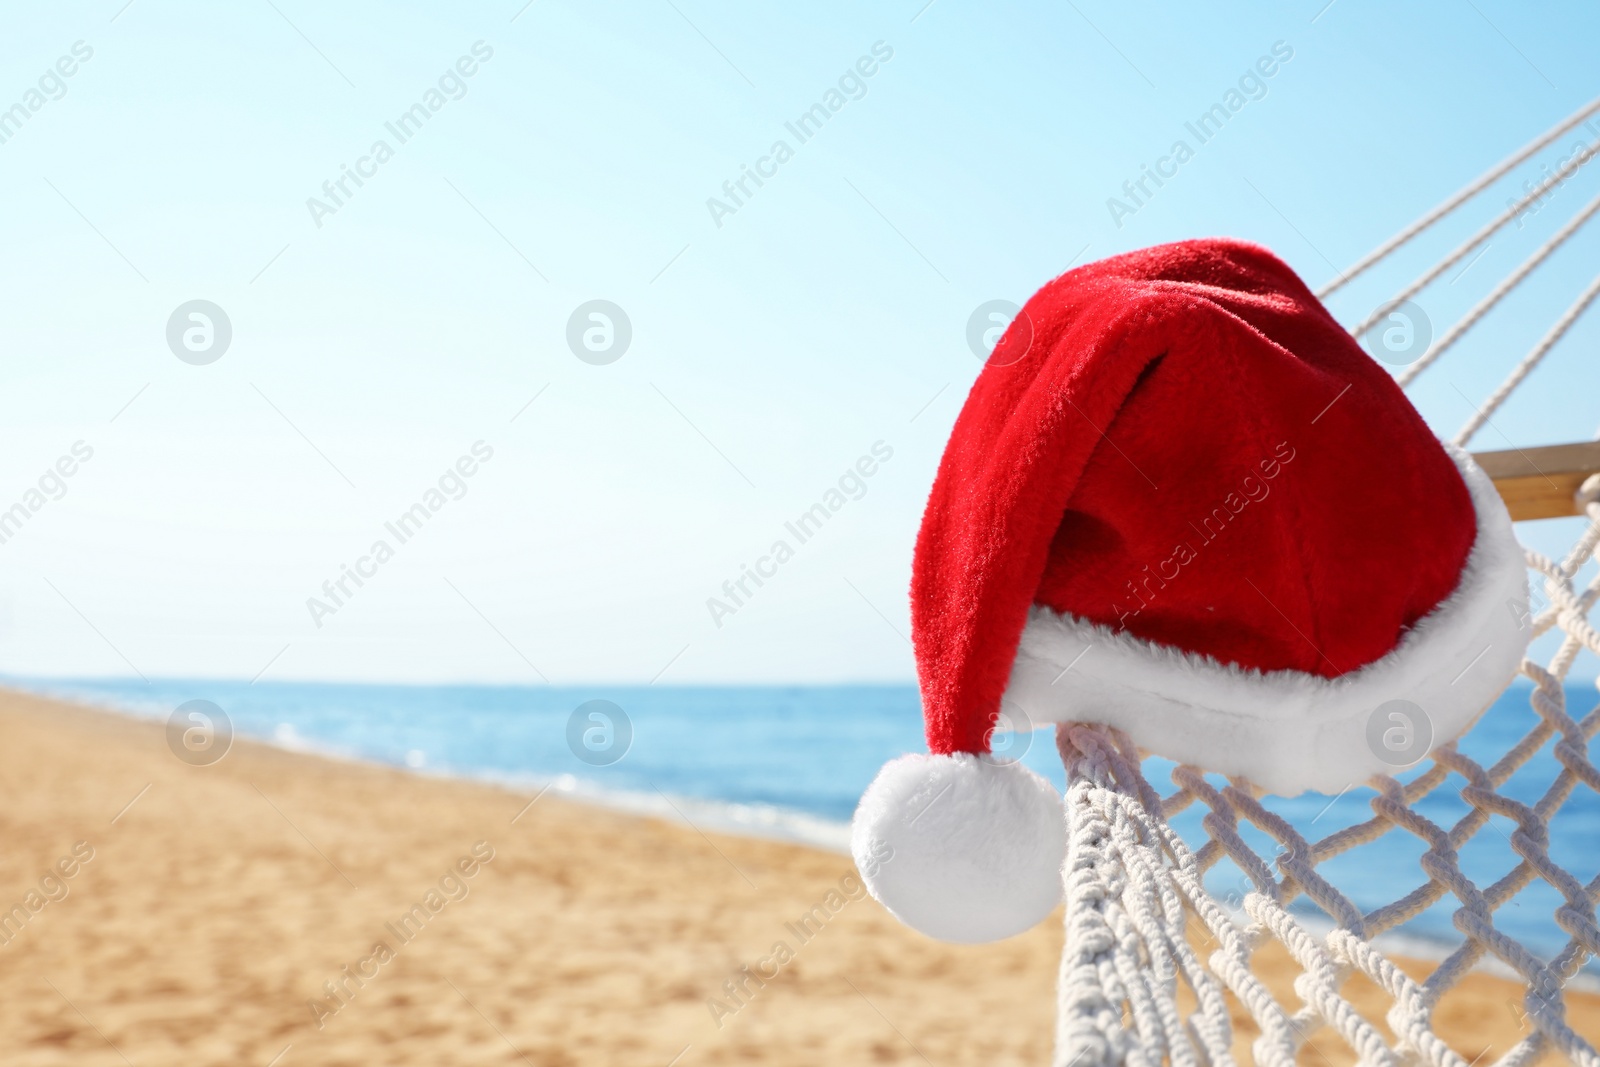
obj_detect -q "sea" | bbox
[9,675,1598,973]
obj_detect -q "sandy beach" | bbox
[0,686,1594,1066]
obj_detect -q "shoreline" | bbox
[2,685,1597,1064]
[3,677,862,855]
[5,679,1588,981]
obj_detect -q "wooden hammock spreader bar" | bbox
[1474,440,1600,521]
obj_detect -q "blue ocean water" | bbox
[9,676,1598,965]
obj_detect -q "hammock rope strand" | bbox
[1348,141,1600,339]
[1455,270,1600,447]
[1319,95,1600,298]
[1397,188,1600,388]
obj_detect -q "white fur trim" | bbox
[851,753,1066,943]
[1002,444,1528,796]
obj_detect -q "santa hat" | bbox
[852,238,1528,943]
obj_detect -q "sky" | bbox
[0,0,1596,686]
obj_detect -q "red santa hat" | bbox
[852,238,1528,943]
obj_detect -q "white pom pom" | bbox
[851,752,1066,943]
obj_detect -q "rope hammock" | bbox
[1057,97,1600,1067]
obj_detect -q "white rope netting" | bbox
[1057,98,1600,1067]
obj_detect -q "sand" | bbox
[0,687,1594,1066]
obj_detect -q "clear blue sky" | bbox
[1,0,1596,684]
